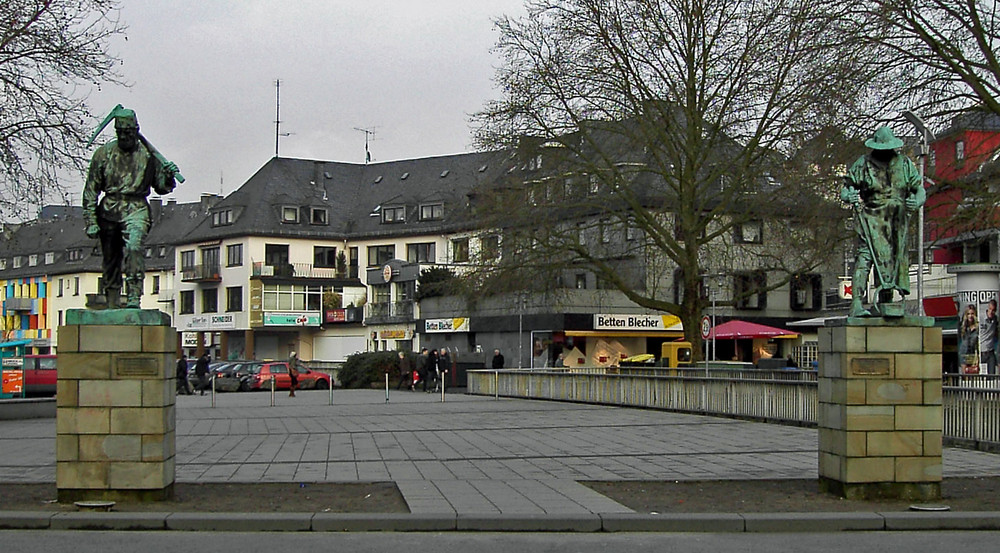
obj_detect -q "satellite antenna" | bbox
[353,126,377,163]
[274,79,294,156]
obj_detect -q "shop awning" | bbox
[708,320,799,340]
[0,339,32,349]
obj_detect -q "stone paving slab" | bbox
[3,389,1000,519]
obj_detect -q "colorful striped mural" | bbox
[1,277,50,342]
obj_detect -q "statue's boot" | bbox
[849,298,871,318]
[106,287,121,309]
[125,282,142,309]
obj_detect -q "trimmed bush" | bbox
[338,351,413,388]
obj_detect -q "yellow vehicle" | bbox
[661,341,693,368]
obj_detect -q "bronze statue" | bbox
[83,105,182,309]
[840,126,925,317]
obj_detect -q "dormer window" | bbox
[956,140,965,161]
[281,206,299,223]
[310,207,328,225]
[67,249,82,262]
[44,252,54,264]
[419,203,444,221]
[212,208,234,226]
[13,256,23,268]
[382,205,405,223]
[0,258,6,270]
[28,254,38,267]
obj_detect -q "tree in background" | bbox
[0,0,126,222]
[467,0,900,352]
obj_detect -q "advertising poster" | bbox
[956,290,999,375]
[2,369,23,395]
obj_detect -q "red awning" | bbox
[708,320,800,340]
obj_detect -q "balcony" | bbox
[181,264,222,283]
[252,261,343,280]
[3,297,33,311]
[364,301,415,325]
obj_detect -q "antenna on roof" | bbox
[353,126,377,164]
[274,79,294,157]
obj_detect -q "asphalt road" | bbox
[3,531,1000,553]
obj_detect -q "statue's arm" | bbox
[82,150,104,236]
[841,158,864,205]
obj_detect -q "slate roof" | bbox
[0,199,207,280]
[179,151,513,244]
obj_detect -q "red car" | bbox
[23,354,57,397]
[243,361,331,391]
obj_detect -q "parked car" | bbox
[242,361,331,391]
[22,354,57,397]
[213,361,259,392]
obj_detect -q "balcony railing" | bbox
[3,297,33,311]
[180,264,222,282]
[364,301,415,324]
[252,261,343,280]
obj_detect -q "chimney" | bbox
[200,193,222,213]
[149,198,163,222]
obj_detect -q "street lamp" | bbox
[902,110,935,317]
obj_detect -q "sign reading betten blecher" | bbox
[593,314,683,331]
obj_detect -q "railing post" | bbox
[270,376,275,407]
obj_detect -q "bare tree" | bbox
[0,0,126,222]
[466,0,889,352]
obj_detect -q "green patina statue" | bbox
[83,105,182,309]
[840,126,925,318]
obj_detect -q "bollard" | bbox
[270,376,275,407]
[495,371,499,400]
[385,373,389,404]
[440,370,447,402]
[211,376,216,408]
[329,375,334,405]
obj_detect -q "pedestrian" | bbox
[413,348,429,391]
[396,351,413,390]
[491,348,505,369]
[175,353,192,395]
[194,353,211,395]
[425,349,439,392]
[435,347,450,392]
[288,351,301,397]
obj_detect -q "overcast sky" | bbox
[79,0,525,204]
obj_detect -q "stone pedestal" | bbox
[56,309,176,502]
[818,317,943,501]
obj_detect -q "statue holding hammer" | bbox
[83,105,183,309]
[840,126,924,318]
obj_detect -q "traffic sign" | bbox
[700,315,712,339]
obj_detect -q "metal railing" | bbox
[469,368,1000,450]
[251,261,342,279]
[364,301,415,323]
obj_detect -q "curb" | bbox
[4,510,1000,532]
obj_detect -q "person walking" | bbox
[288,351,301,397]
[434,348,450,393]
[413,348,429,391]
[175,353,192,395]
[194,353,211,395]
[396,351,413,390]
[491,349,505,369]
[425,349,439,392]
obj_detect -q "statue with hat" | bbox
[841,126,925,317]
[83,105,183,309]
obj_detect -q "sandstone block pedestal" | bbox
[818,317,942,501]
[56,309,176,502]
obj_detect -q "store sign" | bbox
[184,314,236,330]
[380,329,407,339]
[263,312,321,326]
[182,332,214,347]
[424,318,469,333]
[593,314,682,331]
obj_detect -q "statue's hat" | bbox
[864,126,904,150]
[113,107,138,130]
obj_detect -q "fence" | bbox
[468,368,1000,451]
